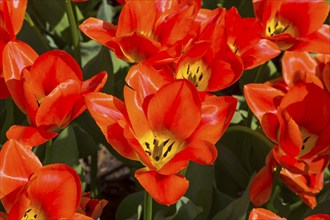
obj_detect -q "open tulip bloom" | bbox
[0,139,102,219]
[85,63,237,205]
[2,41,107,145]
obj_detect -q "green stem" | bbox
[91,152,100,198]
[144,191,153,220]
[272,165,282,187]
[65,0,81,65]
[44,140,53,164]
[25,13,50,51]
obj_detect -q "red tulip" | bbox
[305,214,330,220]
[0,0,28,99]
[282,51,329,93]
[0,139,93,219]
[249,208,286,220]
[2,41,108,143]
[222,7,280,70]
[250,149,325,208]
[85,63,237,205]
[245,81,329,175]
[279,167,324,209]
[79,0,201,63]
[253,0,330,53]
[76,193,108,219]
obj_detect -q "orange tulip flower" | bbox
[0,0,27,99]
[85,63,237,205]
[0,139,93,219]
[253,0,330,53]
[79,0,201,63]
[249,208,286,220]
[282,51,330,94]
[244,81,329,175]
[2,41,107,144]
[305,214,330,220]
[250,150,324,209]
[76,193,108,219]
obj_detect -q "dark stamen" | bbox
[199,73,203,82]
[187,65,190,75]
[163,142,175,158]
[153,139,156,145]
[282,25,289,33]
[145,142,150,149]
[145,150,151,156]
[302,145,305,150]
[303,136,310,143]
[26,209,32,213]
[163,139,170,146]
[234,48,239,54]
[196,66,200,74]
[34,214,37,219]
[155,156,160,161]
[267,26,271,33]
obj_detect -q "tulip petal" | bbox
[147,80,201,141]
[2,41,38,115]
[281,83,330,134]
[159,140,217,175]
[0,140,42,199]
[242,39,280,70]
[1,0,27,37]
[135,168,189,205]
[79,17,117,46]
[84,92,137,160]
[29,50,82,100]
[6,125,58,147]
[249,208,286,220]
[71,71,108,122]
[9,164,82,219]
[190,94,237,144]
[249,166,274,207]
[244,83,284,121]
[36,79,81,131]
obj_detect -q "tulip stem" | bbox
[25,13,50,51]
[65,0,81,65]
[144,191,153,220]
[44,140,53,164]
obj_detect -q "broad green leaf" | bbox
[185,163,214,220]
[215,145,250,196]
[73,124,99,159]
[0,99,14,144]
[218,125,273,174]
[116,191,144,220]
[212,175,254,220]
[97,0,116,23]
[239,60,280,92]
[154,197,203,220]
[208,187,234,218]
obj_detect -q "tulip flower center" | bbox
[298,128,318,158]
[176,60,211,91]
[265,16,296,37]
[140,132,184,169]
[22,207,45,220]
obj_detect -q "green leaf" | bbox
[154,197,203,220]
[215,145,250,197]
[211,175,254,220]
[208,187,234,218]
[43,125,86,191]
[218,125,273,174]
[0,99,14,144]
[73,124,99,158]
[97,0,116,23]
[116,191,144,220]
[239,60,280,92]
[185,163,214,220]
